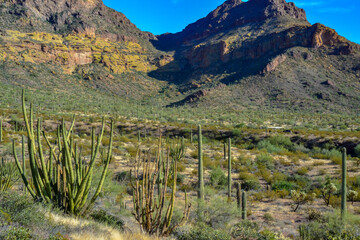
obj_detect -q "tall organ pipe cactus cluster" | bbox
[12,90,114,216]
[130,137,191,236]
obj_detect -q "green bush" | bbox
[177,223,231,240]
[257,140,286,154]
[255,153,275,170]
[299,212,360,240]
[354,144,360,158]
[268,135,294,151]
[231,220,259,239]
[4,226,32,240]
[272,180,297,191]
[90,209,124,230]
[210,167,227,188]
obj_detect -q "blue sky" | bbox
[103,0,360,44]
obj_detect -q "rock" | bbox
[261,54,286,74]
[321,80,336,87]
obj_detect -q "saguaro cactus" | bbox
[341,147,347,220]
[0,118,2,143]
[228,138,232,201]
[236,182,241,209]
[242,191,247,220]
[198,125,204,201]
[12,89,114,216]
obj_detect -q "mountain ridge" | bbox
[0,0,359,114]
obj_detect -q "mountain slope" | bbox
[152,0,360,112]
[0,0,359,115]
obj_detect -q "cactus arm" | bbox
[37,119,52,200]
[13,140,36,198]
[83,119,114,214]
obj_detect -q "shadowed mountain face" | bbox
[0,0,359,113]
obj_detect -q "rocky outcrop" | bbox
[0,0,155,43]
[261,54,286,74]
[184,23,350,70]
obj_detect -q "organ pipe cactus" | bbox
[341,147,347,220]
[130,137,191,236]
[12,89,114,216]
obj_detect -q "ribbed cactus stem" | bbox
[341,147,347,220]
[22,135,26,194]
[198,125,204,201]
[242,191,247,220]
[228,138,232,201]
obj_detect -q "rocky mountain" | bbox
[152,0,360,112]
[0,0,359,113]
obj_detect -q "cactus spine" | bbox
[242,191,247,220]
[12,89,114,216]
[228,138,232,201]
[198,125,204,201]
[341,147,347,220]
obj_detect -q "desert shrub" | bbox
[194,196,239,229]
[231,220,259,239]
[257,140,286,154]
[210,167,227,188]
[354,144,360,158]
[255,153,274,170]
[268,135,294,151]
[272,180,297,191]
[296,166,309,176]
[176,223,231,240]
[263,213,274,223]
[298,212,360,240]
[307,208,324,222]
[3,226,32,240]
[90,209,124,230]
[242,179,261,191]
[311,148,342,164]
